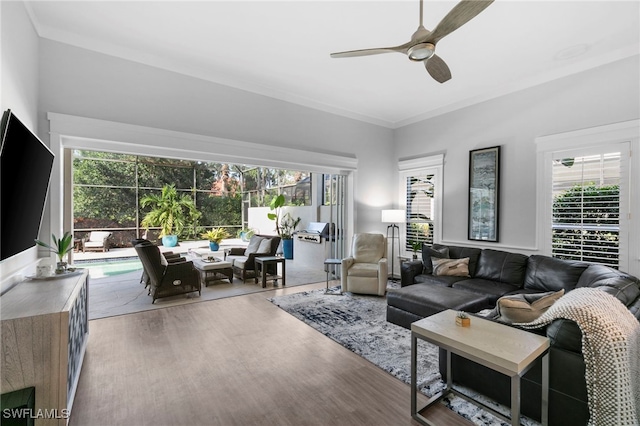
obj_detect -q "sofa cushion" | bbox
[244,236,265,256]
[432,257,470,277]
[435,244,482,276]
[452,278,522,304]
[576,264,640,306]
[475,249,528,286]
[414,274,467,287]
[88,231,111,242]
[347,262,380,278]
[495,290,565,323]
[422,245,449,274]
[386,285,492,319]
[256,238,272,254]
[524,255,589,292]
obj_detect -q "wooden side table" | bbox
[411,310,550,426]
[254,256,286,288]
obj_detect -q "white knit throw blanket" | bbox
[516,287,640,426]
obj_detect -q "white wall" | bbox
[37,39,396,239]
[395,56,640,255]
[0,1,42,291]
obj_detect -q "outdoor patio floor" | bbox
[78,240,329,320]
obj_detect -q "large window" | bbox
[72,150,311,247]
[537,121,638,274]
[399,155,443,255]
[551,150,625,267]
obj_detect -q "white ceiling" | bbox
[26,1,640,128]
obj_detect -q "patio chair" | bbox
[131,239,182,289]
[225,234,281,281]
[82,231,112,252]
[134,242,201,303]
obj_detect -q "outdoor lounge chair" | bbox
[225,234,281,281]
[82,231,112,252]
[131,239,182,289]
[134,242,201,303]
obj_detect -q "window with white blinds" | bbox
[405,174,435,250]
[550,145,629,268]
[399,155,443,256]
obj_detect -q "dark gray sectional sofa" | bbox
[386,243,640,425]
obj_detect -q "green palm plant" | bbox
[201,227,230,244]
[141,184,200,237]
[35,232,74,264]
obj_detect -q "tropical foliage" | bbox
[552,184,619,266]
[141,184,200,237]
[201,227,230,243]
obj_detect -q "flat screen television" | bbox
[0,109,55,261]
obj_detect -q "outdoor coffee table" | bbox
[254,256,285,288]
[411,309,549,426]
[190,256,233,287]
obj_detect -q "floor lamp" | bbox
[382,209,406,281]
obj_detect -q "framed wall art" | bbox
[468,145,500,242]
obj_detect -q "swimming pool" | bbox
[76,257,142,279]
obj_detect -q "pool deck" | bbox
[71,238,248,263]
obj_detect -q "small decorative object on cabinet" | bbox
[35,231,74,273]
[456,311,471,327]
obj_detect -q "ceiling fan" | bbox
[330,0,494,83]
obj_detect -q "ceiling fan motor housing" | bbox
[407,42,435,61]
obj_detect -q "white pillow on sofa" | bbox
[256,238,272,254]
[244,236,265,256]
[496,289,565,323]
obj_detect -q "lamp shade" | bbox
[381,209,406,224]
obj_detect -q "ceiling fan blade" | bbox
[330,45,407,58]
[425,54,451,83]
[426,0,494,45]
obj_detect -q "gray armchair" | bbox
[134,243,201,303]
[226,234,281,281]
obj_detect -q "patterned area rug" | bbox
[269,283,539,426]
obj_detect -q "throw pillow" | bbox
[496,289,565,324]
[256,238,272,254]
[160,253,168,266]
[422,245,450,274]
[431,257,470,277]
[244,236,265,256]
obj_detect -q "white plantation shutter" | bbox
[550,144,629,269]
[398,155,443,256]
[405,174,435,249]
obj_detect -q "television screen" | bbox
[0,110,55,261]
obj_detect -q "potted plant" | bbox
[201,227,230,251]
[35,232,74,274]
[279,212,301,259]
[140,184,200,247]
[411,241,422,260]
[236,227,256,242]
[455,311,471,327]
[267,194,286,237]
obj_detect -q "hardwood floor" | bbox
[70,282,473,426]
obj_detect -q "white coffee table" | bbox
[411,309,550,426]
[189,256,233,287]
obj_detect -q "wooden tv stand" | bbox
[1,269,89,425]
